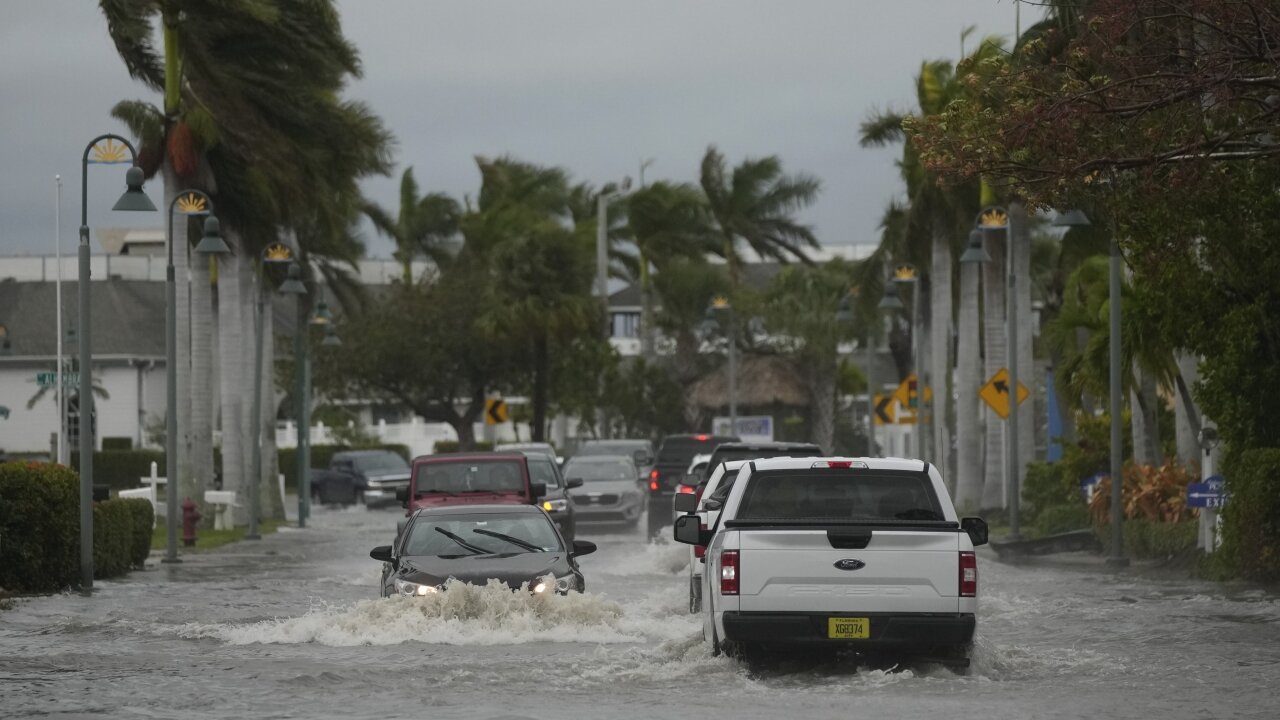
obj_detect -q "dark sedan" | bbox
[371,505,596,597]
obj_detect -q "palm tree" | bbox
[363,167,461,283]
[626,181,717,358]
[698,146,821,284]
[101,0,391,524]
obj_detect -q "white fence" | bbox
[275,417,536,459]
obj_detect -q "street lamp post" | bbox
[164,191,228,563]
[595,178,633,338]
[77,135,156,590]
[705,296,737,430]
[878,277,904,456]
[296,286,337,526]
[246,245,306,540]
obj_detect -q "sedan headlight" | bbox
[394,578,439,597]
[530,574,576,594]
[541,499,568,513]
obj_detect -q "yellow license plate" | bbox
[827,617,870,639]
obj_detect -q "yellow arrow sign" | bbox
[872,394,896,426]
[979,368,1030,420]
[484,398,509,425]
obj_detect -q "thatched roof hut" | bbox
[688,354,810,411]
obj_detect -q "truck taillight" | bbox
[959,551,978,597]
[720,550,739,595]
[649,480,659,491]
[677,484,696,494]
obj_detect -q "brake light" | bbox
[811,460,867,469]
[677,484,696,494]
[649,469,659,480]
[696,434,710,441]
[649,480,659,491]
[959,551,978,597]
[720,550,739,595]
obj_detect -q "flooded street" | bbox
[2,506,1278,720]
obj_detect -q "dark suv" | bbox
[646,434,738,536]
[671,441,824,519]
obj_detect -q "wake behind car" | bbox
[371,505,596,597]
[674,456,988,666]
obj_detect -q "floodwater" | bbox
[2,505,1277,720]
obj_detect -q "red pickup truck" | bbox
[396,452,547,515]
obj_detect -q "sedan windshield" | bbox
[404,514,562,556]
[564,458,635,482]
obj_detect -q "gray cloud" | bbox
[0,1,1028,258]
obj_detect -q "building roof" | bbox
[96,228,165,256]
[0,279,301,360]
[609,262,788,308]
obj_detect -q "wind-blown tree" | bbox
[626,181,717,358]
[698,146,821,283]
[102,0,391,523]
[860,33,1002,491]
[761,260,861,451]
[362,167,461,283]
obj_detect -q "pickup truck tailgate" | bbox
[736,528,960,613]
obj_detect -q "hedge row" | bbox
[433,440,494,453]
[1218,448,1280,582]
[69,444,412,495]
[0,462,152,593]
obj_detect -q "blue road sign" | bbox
[1187,478,1228,509]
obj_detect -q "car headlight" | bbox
[530,574,576,594]
[541,499,568,513]
[393,578,439,597]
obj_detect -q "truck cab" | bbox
[674,456,988,665]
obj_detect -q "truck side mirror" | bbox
[673,493,698,514]
[961,517,989,546]
[674,514,711,545]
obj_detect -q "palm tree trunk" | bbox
[190,248,215,518]
[1131,368,1161,466]
[238,254,258,525]
[216,234,245,524]
[260,301,284,520]
[929,225,953,482]
[1174,352,1200,468]
[810,360,837,453]
[955,254,983,512]
[163,164,193,508]
[980,228,1007,512]
[532,334,549,441]
[1012,203,1035,488]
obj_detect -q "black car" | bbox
[313,449,412,507]
[371,505,596,597]
[646,433,738,536]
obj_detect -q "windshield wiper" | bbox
[421,488,459,497]
[434,527,491,555]
[471,528,543,552]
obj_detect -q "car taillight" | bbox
[720,550,739,595]
[649,480,659,491]
[959,551,977,597]
[696,434,709,441]
[677,484,695,494]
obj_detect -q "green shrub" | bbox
[1095,518,1199,559]
[277,443,411,490]
[0,462,79,593]
[0,462,153,593]
[1218,448,1280,582]
[71,450,165,492]
[1032,503,1092,537]
[433,440,493,454]
[1023,462,1080,524]
[93,500,133,579]
[120,498,154,568]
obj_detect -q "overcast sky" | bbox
[0,1,1033,259]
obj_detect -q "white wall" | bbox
[0,360,165,454]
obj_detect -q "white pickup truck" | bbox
[673,456,988,666]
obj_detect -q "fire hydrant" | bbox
[182,498,202,547]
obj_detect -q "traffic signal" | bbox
[907,378,919,409]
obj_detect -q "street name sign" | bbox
[1186,475,1228,509]
[37,372,80,388]
[979,367,1030,419]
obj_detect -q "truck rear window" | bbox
[656,436,737,467]
[737,469,943,522]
